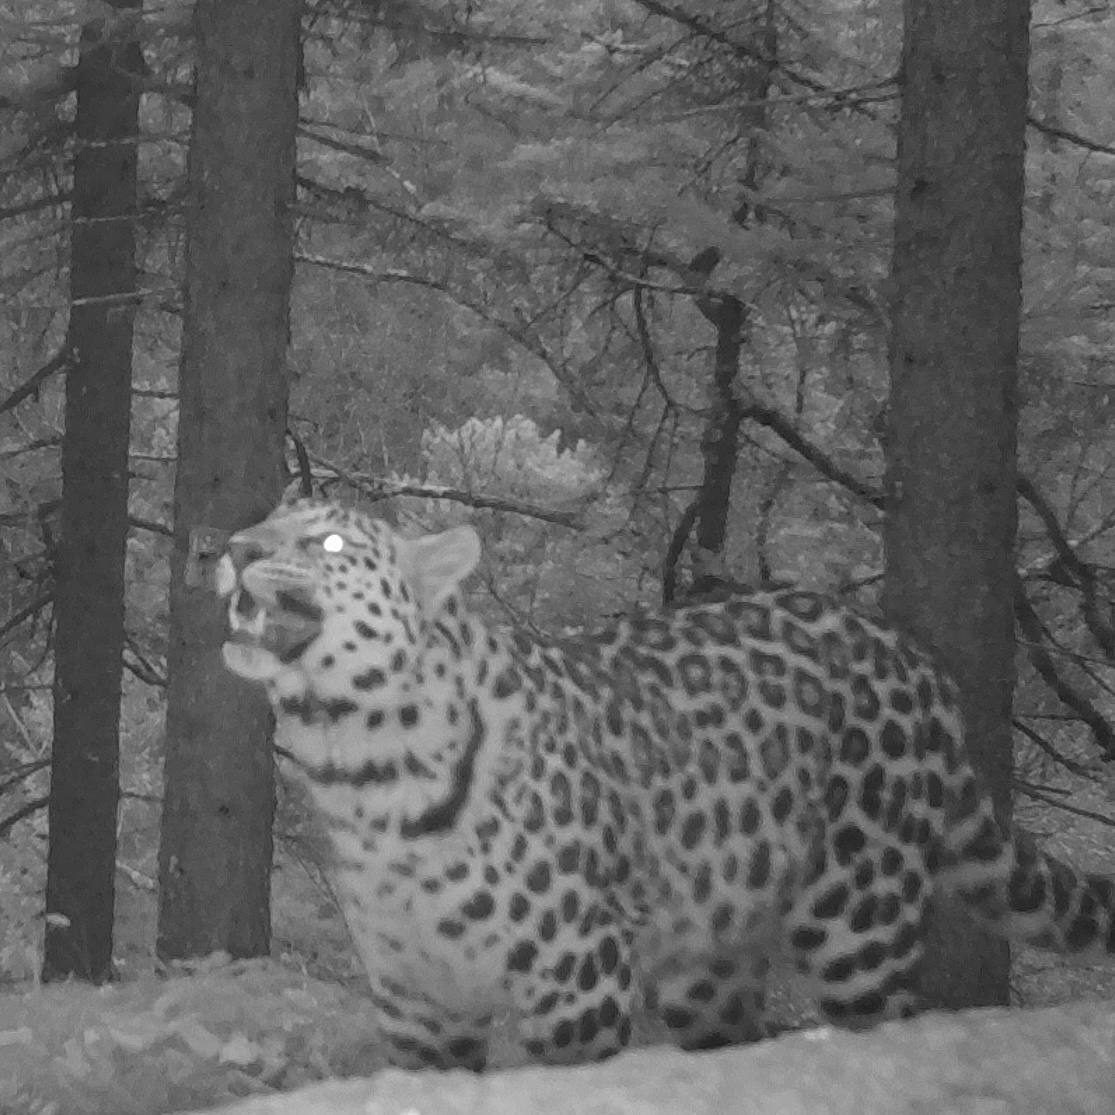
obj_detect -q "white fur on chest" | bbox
[307,782,514,1014]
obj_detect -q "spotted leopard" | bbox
[216,499,1114,1070]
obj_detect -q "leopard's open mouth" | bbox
[228,586,323,662]
[217,553,324,678]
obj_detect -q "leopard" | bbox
[216,498,1114,1071]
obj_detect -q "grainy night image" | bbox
[0,2,1112,1112]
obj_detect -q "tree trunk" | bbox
[157,0,300,961]
[663,4,775,604]
[885,0,1029,1009]
[43,2,142,983]
[692,293,746,582]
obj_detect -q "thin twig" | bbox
[0,795,48,838]
[0,349,70,416]
[129,515,172,537]
[0,593,52,642]
[0,758,50,797]
[1013,718,1095,779]
[1013,577,1114,760]
[1014,779,1115,829]
[1027,113,1115,158]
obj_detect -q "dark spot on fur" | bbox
[507,940,538,973]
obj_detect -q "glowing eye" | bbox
[321,533,345,553]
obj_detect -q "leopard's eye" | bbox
[321,533,346,553]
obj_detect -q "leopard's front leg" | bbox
[367,972,493,1071]
[504,903,637,1065]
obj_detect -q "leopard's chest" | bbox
[312,787,527,1008]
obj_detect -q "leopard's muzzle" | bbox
[216,535,325,679]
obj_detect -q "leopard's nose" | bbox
[227,537,270,572]
[227,520,287,571]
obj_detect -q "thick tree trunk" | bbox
[43,2,142,984]
[157,0,300,960]
[885,0,1029,1008]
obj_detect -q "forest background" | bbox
[0,0,1113,1092]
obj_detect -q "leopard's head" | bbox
[216,500,481,699]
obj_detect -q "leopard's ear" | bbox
[400,525,481,614]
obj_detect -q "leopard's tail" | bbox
[934,784,1114,958]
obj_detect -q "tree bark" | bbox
[43,1,142,984]
[885,0,1029,1008]
[157,0,300,961]
[692,293,746,582]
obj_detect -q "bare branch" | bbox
[1027,113,1115,158]
[1013,717,1095,780]
[298,123,387,164]
[631,285,679,410]
[630,0,887,119]
[71,287,175,308]
[0,348,70,416]
[294,250,598,415]
[1014,780,1115,829]
[123,632,166,688]
[287,427,313,496]
[0,593,52,642]
[662,498,700,605]
[0,191,71,221]
[1017,474,1114,658]
[303,449,585,529]
[1013,576,1114,761]
[0,498,60,529]
[742,400,884,509]
[0,795,48,839]
[0,758,50,797]
[297,125,418,200]
[128,515,172,537]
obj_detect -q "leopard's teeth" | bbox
[227,604,270,642]
[214,554,239,597]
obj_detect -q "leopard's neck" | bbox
[269,599,529,849]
